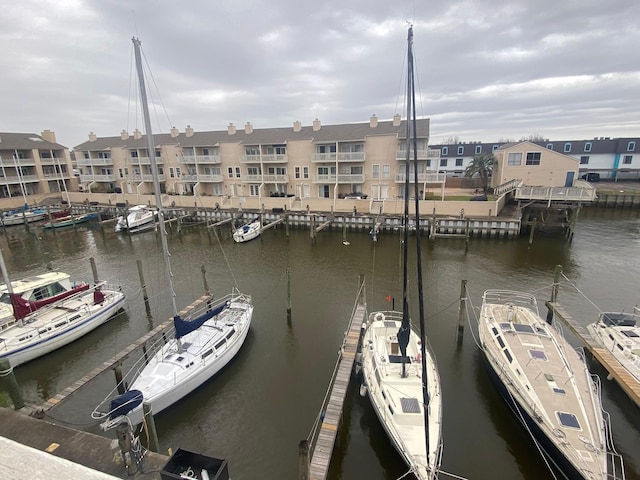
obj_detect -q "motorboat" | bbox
[1,208,48,227]
[478,289,625,480]
[587,311,640,383]
[0,271,88,329]
[0,281,126,367]
[42,212,98,229]
[232,217,261,243]
[115,205,156,233]
[93,36,253,429]
[359,26,443,480]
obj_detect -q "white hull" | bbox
[478,290,617,480]
[233,220,261,243]
[115,205,156,233]
[361,311,442,480]
[0,287,125,367]
[125,292,253,425]
[587,312,640,384]
[1,210,47,226]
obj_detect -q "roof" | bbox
[0,132,65,150]
[74,118,430,151]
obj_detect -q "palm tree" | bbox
[464,153,495,193]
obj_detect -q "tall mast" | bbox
[132,37,179,325]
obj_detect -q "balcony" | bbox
[181,155,221,164]
[78,158,113,166]
[263,174,289,183]
[311,152,365,163]
[1,175,40,184]
[312,173,365,184]
[182,173,223,183]
[395,172,447,183]
[38,157,62,164]
[79,173,116,182]
[125,156,164,165]
[240,154,288,164]
[127,174,166,182]
[396,148,441,160]
[0,158,36,167]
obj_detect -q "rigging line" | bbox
[141,48,173,133]
[252,269,288,306]
[437,469,470,480]
[560,273,604,313]
[212,226,239,290]
[394,468,416,479]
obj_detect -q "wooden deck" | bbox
[308,303,366,480]
[547,302,640,408]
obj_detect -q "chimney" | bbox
[185,125,194,137]
[121,130,129,140]
[312,118,321,131]
[88,132,97,142]
[369,115,378,128]
[133,129,142,139]
[293,120,302,132]
[392,113,401,126]
[41,130,57,143]
[245,122,253,134]
[228,123,236,135]
[171,127,179,138]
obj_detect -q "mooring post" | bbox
[298,439,310,480]
[287,268,292,324]
[142,402,160,453]
[342,217,347,243]
[137,259,151,315]
[546,264,562,324]
[285,214,290,239]
[528,218,537,247]
[358,273,366,306]
[465,218,470,252]
[114,365,126,395]
[201,264,210,296]
[457,279,467,341]
[0,358,24,410]
[89,257,99,283]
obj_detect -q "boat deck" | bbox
[547,302,640,408]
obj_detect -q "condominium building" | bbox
[0,131,76,200]
[73,116,441,201]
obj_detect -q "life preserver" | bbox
[374,312,385,322]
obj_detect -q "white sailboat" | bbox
[360,26,443,480]
[93,36,253,427]
[232,216,261,243]
[478,290,625,480]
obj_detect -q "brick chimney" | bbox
[170,127,179,138]
[312,118,321,131]
[185,125,194,137]
[41,130,57,143]
[245,122,253,134]
[369,115,378,128]
[121,130,129,140]
[228,123,236,135]
[293,120,302,132]
[392,113,401,126]
[133,129,142,139]
[88,132,97,142]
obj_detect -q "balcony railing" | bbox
[311,152,365,163]
[263,174,289,183]
[78,173,116,182]
[1,175,40,184]
[240,154,288,163]
[125,156,164,165]
[312,173,365,183]
[181,155,221,164]
[0,159,35,167]
[396,148,441,160]
[515,185,597,202]
[127,174,166,182]
[395,172,447,183]
[78,158,113,166]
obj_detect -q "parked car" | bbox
[581,172,600,182]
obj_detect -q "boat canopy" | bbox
[9,283,90,320]
[174,301,230,339]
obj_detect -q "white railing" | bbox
[515,185,597,202]
[395,172,446,183]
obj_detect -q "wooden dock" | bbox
[547,302,640,408]
[308,302,366,480]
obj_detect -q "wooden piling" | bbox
[89,257,99,283]
[528,218,537,247]
[0,358,24,410]
[142,402,160,453]
[457,280,467,341]
[298,439,310,480]
[546,265,562,324]
[287,268,292,324]
[201,264,210,296]
[137,260,151,315]
[114,365,126,395]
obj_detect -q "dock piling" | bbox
[546,265,562,324]
[457,280,467,342]
[137,260,151,315]
[142,402,160,453]
[0,359,24,410]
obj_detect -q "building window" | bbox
[628,141,636,151]
[426,160,431,167]
[440,158,448,167]
[475,145,482,154]
[169,168,175,178]
[249,184,260,196]
[235,167,241,178]
[83,151,90,159]
[227,167,234,179]
[303,166,309,179]
[457,146,464,155]
[507,153,522,166]
[455,158,463,167]
[546,144,553,150]
[382,164,390,179]
[294,167,301,179]
[564,143,571,153]
[580,156,589,165]
[175,167,181,178]
[441,146,448,156]
[372,164,379,179]
[526,152,541,165]
[492,145,498,151]
[584,142,592,152]
[118,168,124,178]
[623,155,632,164]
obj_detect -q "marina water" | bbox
[1,207,639,480]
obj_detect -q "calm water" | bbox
[1,208,639,480]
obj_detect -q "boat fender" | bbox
[374,312,385,322]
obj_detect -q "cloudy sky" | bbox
[1,0,638,148]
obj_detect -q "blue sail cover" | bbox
[110,390,143,418]
[174,301,230,339]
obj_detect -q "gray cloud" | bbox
[1,0,638,148]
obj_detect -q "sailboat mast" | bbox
[132,37,179,319]
[408,25,432,469]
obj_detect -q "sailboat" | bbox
[232,216,261,243]
[93,37,253,427]
[359,26,443,480]
[478,291,625,479]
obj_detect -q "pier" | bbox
[546,302,640,408]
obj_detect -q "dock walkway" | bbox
[308,303,366,480]
[547,302,640,408]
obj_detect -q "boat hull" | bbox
[232,220,261,243]
[0,290,126,367]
